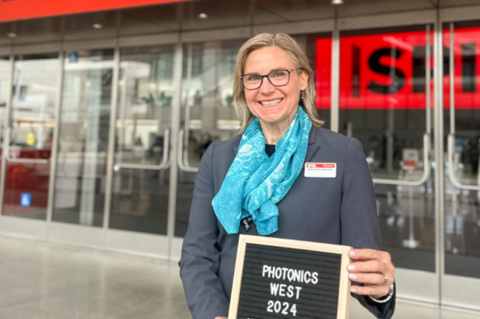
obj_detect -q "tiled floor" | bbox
[0,236,479,319]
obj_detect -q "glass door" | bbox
[2,53,59,220]
[106,45,175,257]
[0,55,10,196]
[338,26,437,302]
[174,40,245,239]
[52,49,114,227]
[442,21,480,311]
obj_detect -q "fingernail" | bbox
[349,273,357,280]
[349,250,356,256]
[348,265,356,271]
[351,288,357,293]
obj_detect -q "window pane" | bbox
[339,27,435,272]
[109,45,175,235]
[444,22,480,279]
[53,49,114,226]
[3,53,59,220]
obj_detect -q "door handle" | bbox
[373,133,431,187]
[447,133,480,191]
[113,129,170,171]
[177,129,198,173]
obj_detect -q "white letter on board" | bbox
[270,283,280,296]
[295,286,303,299]
[278,284,286,297]
[262,265,270,277]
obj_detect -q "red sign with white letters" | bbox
[0,0,190,22]
[316,28,480,109]
[306,163,335,169]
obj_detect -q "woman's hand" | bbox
[347,249,395,299]
[214,317,227,319]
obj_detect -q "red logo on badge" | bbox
[306,163,335,168]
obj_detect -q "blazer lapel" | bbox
[305,127,321,162]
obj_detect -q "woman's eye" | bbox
[271,71,287,78]
[246,74,261,81]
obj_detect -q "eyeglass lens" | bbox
[243,69,290,90]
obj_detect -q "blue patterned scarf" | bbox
[212,106,312,235]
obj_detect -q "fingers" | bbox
[349,249,390,262]
[348,260,387,275]
[351,283,391,298]
[347,249,395,298]
[349,272,385,286]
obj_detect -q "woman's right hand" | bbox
[214,317,227,319]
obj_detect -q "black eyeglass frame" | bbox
[239,68,304,90]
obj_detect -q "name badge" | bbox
[304,163,337,178]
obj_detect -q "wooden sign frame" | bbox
[229,235,352,319]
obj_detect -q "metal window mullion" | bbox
[433,13,445,304]
[426,24,432,134]
[330,22,340,133]
[102,41,121,234]
[449,23,455,135]
[0,50,14,216]
[46,48,65,224]
[167,42,183,257]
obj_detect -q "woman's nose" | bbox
[258,77,275,94]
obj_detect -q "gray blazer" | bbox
[179,127,395,319]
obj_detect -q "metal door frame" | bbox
[436,12,480,311]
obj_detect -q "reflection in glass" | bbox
[52,49,113,226]
[174,40,244,237]
[109,45,175,235]
[0,56,9,183]
[338,28,435,272]
[3,54,59,220]
[306,34,331,129]
[444,23,480,279]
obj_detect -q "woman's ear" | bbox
[299,69,308,90]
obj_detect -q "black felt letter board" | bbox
[229,235,351,319]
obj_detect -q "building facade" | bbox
[0,0,479,312]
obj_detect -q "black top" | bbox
[265,144,276,157]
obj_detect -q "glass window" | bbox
[444,21,480,279]
[0,56,10,192]
[175,39,245,237]
[298,33,331,130]
[3,53,59,220]
[53,49,114,226]
[339,27,435,272]
[109,45,175,235]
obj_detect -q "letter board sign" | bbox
[229,235,351,319]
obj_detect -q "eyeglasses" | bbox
[239,68,303,90]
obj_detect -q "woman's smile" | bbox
[259,98,283,107]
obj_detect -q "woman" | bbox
[180,33,395,319]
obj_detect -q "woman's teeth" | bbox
[260,99,282,106]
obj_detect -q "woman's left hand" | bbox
[347,249,395,299]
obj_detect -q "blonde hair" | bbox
[233,33,324,134]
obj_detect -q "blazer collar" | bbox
[232,126,320,160]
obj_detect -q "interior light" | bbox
[331,0,344,4]
[198,13,208,19]
[7,33,17,38]
[93,24,103,29]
